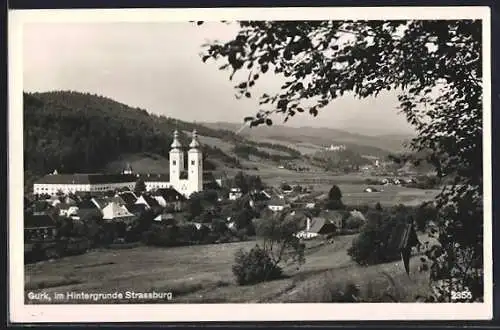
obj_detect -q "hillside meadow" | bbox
[25,233,433,304]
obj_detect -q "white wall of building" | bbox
[187,148,203,197]
[145,181,171,191]
[169,148,183,189]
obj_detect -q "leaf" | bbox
[245,92,251,98]
[237,82,248,89]
[244,116,254,122]
[261,64,269,74]
[265,119,273,126]
[277,99,288,110]
[202,55,210,63]
[309,108,318,117]
[196,21,204,26]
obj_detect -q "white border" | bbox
[9,7,493,323]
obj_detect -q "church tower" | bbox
[169,130,183,188]
[187,129,203,195]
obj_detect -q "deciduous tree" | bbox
[199,19,483,301]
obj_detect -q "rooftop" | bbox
[35,173,137,185]
[25,213,57,229]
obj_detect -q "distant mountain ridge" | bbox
[203,122,413,154]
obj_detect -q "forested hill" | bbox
[23,91,248,182]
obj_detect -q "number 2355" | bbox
[451,291,472,300]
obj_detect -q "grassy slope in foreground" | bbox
[25,234,432,304]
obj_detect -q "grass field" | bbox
[25,234,433,304]
[243,167,440,207]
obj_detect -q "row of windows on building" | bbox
[35,184,135,193]
[172,160,197,165]
[146,183,171,189]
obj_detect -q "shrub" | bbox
[347,209,406,265]
[141,224,179,246]
[232,245,283,285]
[235,228,249,241]
[177,223,199,243]
[344,216,365,230]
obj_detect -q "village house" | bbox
[296,216,337,240]
[325,144,346,152]
[30,200,55,215]
[153,187,187,212]
[106,195,127,206]
[125,203,149,217]
[118,191,138,206]
[229,187,243,200]
[319,210,346,233]
[102,201,137,224]
[91,197,109,210]
[268,198,291,212]
[305,202,316,209]
[72,198,104,221]
[24,213,58,242]
[364,187,379,193]
[56,203,79,217]
[153,212,176,224]
[135,194,161,210]
[153,195,167,208]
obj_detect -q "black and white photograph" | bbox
[9,6,492,322]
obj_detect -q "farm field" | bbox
[245,168,440,206]
[25,234,433,304]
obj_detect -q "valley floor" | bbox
[25,234,432,304]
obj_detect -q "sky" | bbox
[23,21,415,136]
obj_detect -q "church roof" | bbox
[171,130,182,149]
[189,129,201,149]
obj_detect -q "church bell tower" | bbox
[169,130,183,188]
[187,129,203,196]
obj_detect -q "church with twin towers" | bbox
[167,129,204,197]
[33,129,205,198]
[136,128,204,197]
